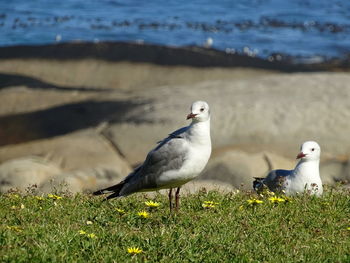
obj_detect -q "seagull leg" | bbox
[175,187,181,211]
[168,188,173,212]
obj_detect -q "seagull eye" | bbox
[311,148,315,151]
[200,108,205,112]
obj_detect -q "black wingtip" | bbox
[93,189,106,196]
[92,182,125,198]
[253,178,265,192]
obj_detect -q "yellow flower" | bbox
[238,205,244,211]
[48,194,62,200]
[87,233,97,239]
[127,247,143,255]
[86,220,93,225]
[35,196,44,201]
[137,211,149,218]
[268,197,286,203]
[78,230,87,235]
[9,194,20,199]
[7,226,23,232]
[79,230,96,238]
[347,227,350,231]
[11,205,17,209]
[115,208,125,214]
[144,201,161,208]
[20,204,25,209]
[202,201,219,209]
[247,199,263,205]
[202,203,216,208]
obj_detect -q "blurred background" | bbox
[0,0,350,193]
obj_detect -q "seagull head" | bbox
[296,141,321,161]
[187,101,210,122]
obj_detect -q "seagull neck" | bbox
[294,159,320,177]
[187,118,211,144]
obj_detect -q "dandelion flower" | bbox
[48,194,62,200]
[144,201,161,208]
[86,220,93,225]
[115,208,125,214]
[78,230,87,235]
[87,233,97,239]
[127,247,143,255]
[35,196,44,201]
[247,199,263,205]
[268,197,285,203]
[137,211,149,218]
[347,227,350,231]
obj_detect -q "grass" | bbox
[1,186,349,262]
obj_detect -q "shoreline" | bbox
[0,41,349,72]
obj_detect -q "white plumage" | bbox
[254,141,323,196]
[94,101,212,210]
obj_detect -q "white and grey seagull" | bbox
[253,141,323,196]
[93,101,212,211]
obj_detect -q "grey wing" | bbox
[155,126,189,150]
[264,169,291,193]
[119,129,189,195]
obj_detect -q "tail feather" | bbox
[93,181,125,198]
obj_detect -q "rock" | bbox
[199,149,295,189]
[320,159,346,184]
[0,131,132,193]
[0,130,131,174]
[182,179,237,194]
[341,160,350,183]
[2,56,350,189]
[40,168,125,193]
[100,73,350,164]
[0,156,61,193]
[3,59,350,165]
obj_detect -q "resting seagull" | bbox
[93,101,212,211]
[253,141,323,196]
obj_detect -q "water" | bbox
[1,0,350,59]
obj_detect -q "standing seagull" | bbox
[253,141,323,196]
[93,101,212,211]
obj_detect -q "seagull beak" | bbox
[296,152,307,159]
[186,113,197,120]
